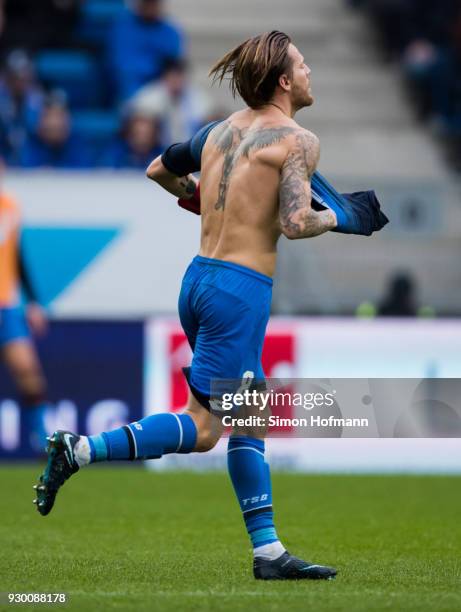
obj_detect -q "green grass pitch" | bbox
[0,467,460,611]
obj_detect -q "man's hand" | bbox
[178,183,201,215]
[26,303,48,337]
[146,155,198,200]
[310,173,388,236]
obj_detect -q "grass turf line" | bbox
[0,467,460,611]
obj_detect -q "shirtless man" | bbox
[33,31,380,580]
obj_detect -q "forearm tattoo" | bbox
[279,133,335,238]
[178,176,197,197]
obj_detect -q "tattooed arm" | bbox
[279,131,337,239]
[146,155,198,199]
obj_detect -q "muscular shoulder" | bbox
[285,128,319,156]
[206,118,292,157]
[282,128,320,177]
[203,116,319,176]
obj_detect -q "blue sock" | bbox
[227,436,280,550]
[88,413,197,462]
[23,402,48,450]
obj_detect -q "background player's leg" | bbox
[73,394,223,465]
[1,338,49,450]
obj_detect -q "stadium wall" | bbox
[144,317,461,473]
[6,172,461,316]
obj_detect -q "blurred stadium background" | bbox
[1,0,461,471]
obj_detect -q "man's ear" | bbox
[278,73,291,92]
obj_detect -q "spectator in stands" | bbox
[364,1,458,56]
[378,272,418,317]
[363,0,460,120]
[107,0,185,102]
[0,0,81,53]
[0,50,44,164]
[403,41,457,121]
[19,93,90,169]
[401,1,461,122]
[355,1,461,167]
[127,58,215,144]
[101,111,162,169]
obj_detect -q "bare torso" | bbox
[198,108,317,277]
[147,106,334,272]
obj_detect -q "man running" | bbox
[34,31,387,580]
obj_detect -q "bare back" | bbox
[198,109,320,277]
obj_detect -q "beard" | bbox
[293,87,314,111]
[304,91,314,106]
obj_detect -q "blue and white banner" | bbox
[6,171,199,317]
[0,320,144,459]
[5,171,461,317]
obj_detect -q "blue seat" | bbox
[78,0,124,44]
[72,110,120,165]
[73,110,119,140]
[82,0,124,23]
[35,50,103,108]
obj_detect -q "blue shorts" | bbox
[178,255,273,409]
[0,306,30,347]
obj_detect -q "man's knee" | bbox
[2,341,45,395]
[231,408,269,439]
[16,370,46,397]
[194,427,221,452]
[183,395,223,452]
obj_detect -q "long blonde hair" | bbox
[209,31,293,109]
